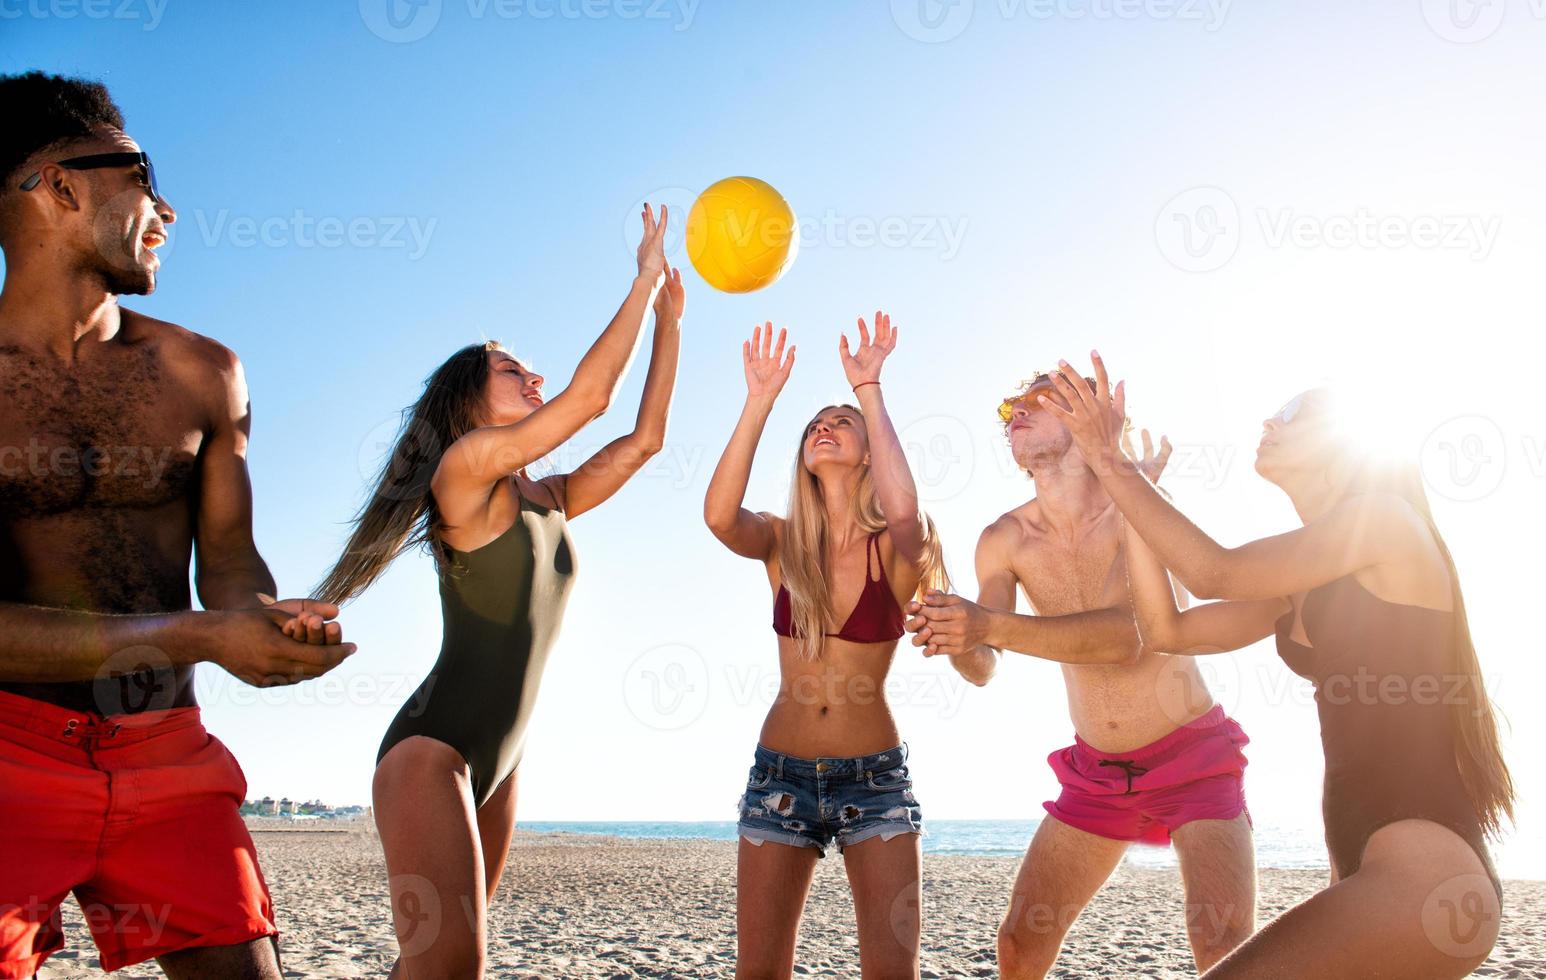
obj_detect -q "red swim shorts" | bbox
[1043,705,1251,845]
[0,689,277,978]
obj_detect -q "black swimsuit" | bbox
[1275,574,1501,899]
[377,488,576,807]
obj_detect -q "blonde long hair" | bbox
[777,404,950,660]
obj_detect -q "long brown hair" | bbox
[1327,408,1515,839]
[314,341,504,605]
[778,404,950,660]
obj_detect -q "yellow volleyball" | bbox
[685,177,799,293]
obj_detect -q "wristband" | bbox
[852,381,881,392]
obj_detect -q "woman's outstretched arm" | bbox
[841,311,927,568]
[1124,520,1288,655]
[545,266,684,518]
[704,322,795,561]
[433,204,670,505]
[1044,353,1426,602]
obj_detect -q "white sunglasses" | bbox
[1272,394,1307,424]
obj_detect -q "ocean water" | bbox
[520,819,1546,879]
[519,819,1330,870]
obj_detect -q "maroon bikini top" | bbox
[772,531,905,643]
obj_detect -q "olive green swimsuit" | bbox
[377,488,576,807]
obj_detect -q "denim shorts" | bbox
[736,742,923,856]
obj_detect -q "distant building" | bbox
[239,796,369,819]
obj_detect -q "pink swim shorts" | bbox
[1043,705,1251,845]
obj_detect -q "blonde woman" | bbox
[704,313,947,980]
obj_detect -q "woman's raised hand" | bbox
[654,263,685,323]
[1042,350,1127,465]
[1122,426,1174,484]
[839,310,897,389]
[636,203,669,285]
[743,322,795,402]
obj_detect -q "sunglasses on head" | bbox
[18,151,164,207]
[997,377,1093,424]
[999,391,1047,423]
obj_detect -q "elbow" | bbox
[586,390,614,419]
[1111,642,1144,667]
[1135,631,1175,657]
[963,649,999,686]
[635,433,665,458]
[1101,631,1145,666]
[1135,614,1186,655]
[1182,569,1224,602]
[703,505,733,539]
[569,384,612,420]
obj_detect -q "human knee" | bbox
[997,907,1067,978]
[735,955,790,980]
[1187,914,1254,972]
[413,947,484,980]
[1185,893,1254,953]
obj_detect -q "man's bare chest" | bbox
[1012,533,1126,616]
[0,346,204,515]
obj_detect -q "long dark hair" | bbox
[1331,425,1516,839]
[314,341,502,605]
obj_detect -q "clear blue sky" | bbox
[6,1,1545,875]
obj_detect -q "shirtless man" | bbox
[905,370,1256,978]
[0,72,353,979]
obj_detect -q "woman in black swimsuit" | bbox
[1042,355,1513,978]
[314,205,682,978]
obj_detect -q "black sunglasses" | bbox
[18,151,164,206]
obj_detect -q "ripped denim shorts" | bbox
[736,742,923,856]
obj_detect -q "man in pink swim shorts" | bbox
[906,372,1256,979]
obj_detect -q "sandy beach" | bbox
[38,826,1545,979]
